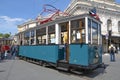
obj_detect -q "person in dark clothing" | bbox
[0,44,2,60]
[109,44,116,62]
[11,45,18,59]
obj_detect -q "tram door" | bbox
[60,22,69,62]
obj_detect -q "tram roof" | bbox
[16,14,102,35]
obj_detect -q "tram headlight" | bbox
[95,52,99,58]
[93,51,99,63]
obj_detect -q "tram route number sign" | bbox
[59,45,65,49]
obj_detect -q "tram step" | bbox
[57,60,69,69]
[58,60,68,63]
[57,67,68,71]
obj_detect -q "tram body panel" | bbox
[69,44,89,66]
[69,44,102,68]
[19,45,64,63]
[88,46,102,65]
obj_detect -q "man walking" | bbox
[11,44,18,60]
[109,44,116,62]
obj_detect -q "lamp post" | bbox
[108,22,112,48]
[107,19,112,53]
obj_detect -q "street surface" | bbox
[0,53,120,80]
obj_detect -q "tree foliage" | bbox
[0,33,11,38]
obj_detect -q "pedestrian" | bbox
[0,44,2,60]
[4,45,10,59]
[1,45,5,60]
[109,44,116,62]
[11,44,18,60]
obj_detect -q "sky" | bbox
[0,0,120,35]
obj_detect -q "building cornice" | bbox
[65,0,120,15]
[18,20,37,28]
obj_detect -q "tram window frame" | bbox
[31,30,34,37]
[36,28,46,44]
[98,24,102,45]
[88,19,91,44]
[24,32,30,45]
[71,18,85,44]
[92,21,98,45]
[24,32,30,38]
[48,25,55,44]
[60,23,68,44]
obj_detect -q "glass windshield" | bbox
[92,21,98,45]
[88,19,99,45]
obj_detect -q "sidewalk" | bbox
[92,53,120,80]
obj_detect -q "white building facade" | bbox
[65,0,120,52]
[17,20,38,45]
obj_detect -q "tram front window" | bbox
[92,21,98,45]
[88,19,99,45]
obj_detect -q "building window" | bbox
[107,19,112,31]
[118,21,120,32]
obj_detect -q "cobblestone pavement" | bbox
[0,53,120,80]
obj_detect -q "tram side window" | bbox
[71,19,85,43]
[31,30,34,37]
[48,25,55,44]
[24,32,30,45]
[36,28,46,44]
[30,30,35,45]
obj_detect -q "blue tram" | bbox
[17,14,103,72]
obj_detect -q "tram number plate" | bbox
[59,45,65,49]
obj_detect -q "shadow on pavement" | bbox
[0,70,5,73]
[0,60,8,63]
[81,64,109,78]
[49,63,110,78]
